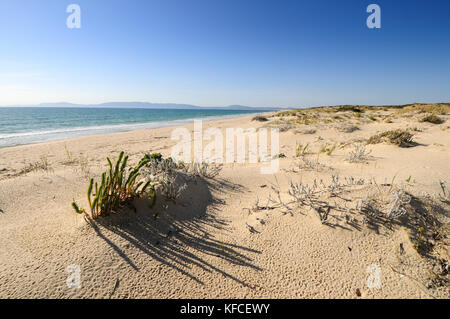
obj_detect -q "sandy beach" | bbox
[0,104,449,299]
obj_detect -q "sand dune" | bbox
[0,105,449,298]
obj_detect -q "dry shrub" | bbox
[397,103,450,115]
[346,144,372,163]
[336,105,363,113]
[337,125,359,133]
[420,114,444,124]
[19,155,52,175]
[367,129,415,147]
[252,115,269,122]
[276,110,299,117]
[266,119,292,132]
[295,128,316,135]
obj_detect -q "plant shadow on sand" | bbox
[84,175,262,287]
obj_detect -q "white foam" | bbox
[0,112,260,148]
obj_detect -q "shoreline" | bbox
[0,111,270,150]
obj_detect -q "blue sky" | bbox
[0,0,449,107]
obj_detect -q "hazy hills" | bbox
[7,102,284,110]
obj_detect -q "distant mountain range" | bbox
[7,102,286,110]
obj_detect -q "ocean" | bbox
[0,107,267,148]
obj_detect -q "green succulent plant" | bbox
[72,151,156,219]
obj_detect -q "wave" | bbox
[0,112,260,147]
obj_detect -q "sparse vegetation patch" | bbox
[346,144,372,163]
[420,114,444,124]
[367,129,415,147]
[71,151,156,219]
[336,125,359,133]
[252,115,269,122]
[18,155,52,175]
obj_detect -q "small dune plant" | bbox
[439,180,450,203]
[299,128,316,134]
[345,143,372,163]
[367,129,414,147]
[146,152,163,161]
[319,143,336,156]
[326,144,336,156]
[337,125,359,133]
[19,155,52,175]
[420,114,444,124]
[71,151,156,219]
[336,105,363,113]
[252,115,269,122]
[397,103,450,115]
[274,153,286,159]
[295,142,309,157]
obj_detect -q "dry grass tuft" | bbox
[346,144,372,163]
[252,115,269,122]
[296,128,316,134]
[295,142,309,157]
[336,105,363,113]
[336,125,359,133]
[18,155,52,175]
[397,103,450,115]
[367,129,415,147]
[420,114,444,124]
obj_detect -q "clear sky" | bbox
[0,0,449,107]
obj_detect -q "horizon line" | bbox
[1,100,449,109]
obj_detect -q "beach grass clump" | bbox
[252,115,269,122]
[386,190,411,219]
[295,142,309,157]
[19,155,52,175]
[296,156,326,171]
[141,155,220,201]
[336,105,363,113]
[397,103,450,115]
[319,143,336,156]
[337,125,359,133]
[158,172,187,202]
[142,155,187,202]
[182,162,222,179]
[298,128,316,134]
[143,155,177,176]
[345,144,372,163]
[296,113,320,125]
[326,144,336,156]
[367,129,414,147]
[62,145,77,165]
[266,119,292,132]
[420,114,444,124]
[61,146,91,178]
[77,155,91,178]
[71,151,156,219]
[276,110,299,117]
